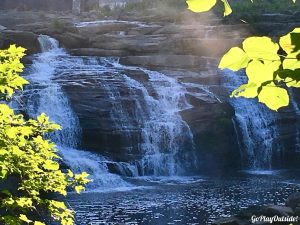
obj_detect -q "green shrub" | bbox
[0,45,90,225]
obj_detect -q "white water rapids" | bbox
[21,35,197,191]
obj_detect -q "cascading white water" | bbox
[24,35,131,190]
[116,67,196,176]
[77,58,196,176]
[289,90,300,152]
[23,35,196,190]
[61,147,135,191]
[37,35,60,53]
[26,35,80,147]
[223,70,281,170]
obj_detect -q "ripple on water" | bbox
[66,174,300,225]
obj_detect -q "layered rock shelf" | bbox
[1,9,300,170]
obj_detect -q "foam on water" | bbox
[75,20,158,28]
[131,176,205,185]
[60,147,133,191]
[241,170,280,176]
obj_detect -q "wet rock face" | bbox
[60,71,145,162]
[56,63,240,172]
[181,103,240,170]
[42,13,298,171]
[0,30,40,55]
[2,9,300,170]
[0,10,243,171]
[28,14,242,171]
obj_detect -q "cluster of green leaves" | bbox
[0,45,90,225]
[186,0,233,16]
[186,0,297,16]
[226,0,300,19]
[0,46,28,98]
[186,0,300,111]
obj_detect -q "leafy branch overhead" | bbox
[187,0,233,16]
[0,45,90,225]
[186,0,300,111]
[186,0,296,16]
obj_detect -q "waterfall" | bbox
[25,36,80,147]
[24,35,132,191]
[137,70,195,175]
[103,63,196,175]
[37,35,60,53]
[289,90,300,152]
[22,35,196,191]
[62,57,196,176]
[223,70,281,170]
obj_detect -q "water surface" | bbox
[67,171,300,225]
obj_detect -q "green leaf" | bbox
[11,146,24,156]
[5,127,18,139]
[282,52,300,70]
[19,214,32,223]
[231,82,258,98]
[280,28,300,54]
[219,47,250,71]
[49,200,67,209]
[243,37,280,61]
[221,0,232,16]
[0,168,8,179]
[67,169,74,178]
[246,60,280,85]
[280,29,300,70]
[277,69,300,87]
[43,160,59,171]
[16,198,33,208]
[186,0,217,13]
[37,113,49,124]
[34,221,46,225]
[75,185,85,194]
[285,77,300,87]
[258,83,289,111]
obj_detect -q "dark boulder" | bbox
[0,30,40,54]
[181,102,240,170]
[212,217,241,225]
[266,205,294,217]
[237,205,269,219]
[55,32,89,49]
[286,192,300,209]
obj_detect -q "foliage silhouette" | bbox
[187,0,300,111]
[0,45,90,225]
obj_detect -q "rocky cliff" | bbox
[1,9,300,171]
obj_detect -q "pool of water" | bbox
[66,171,300,225]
